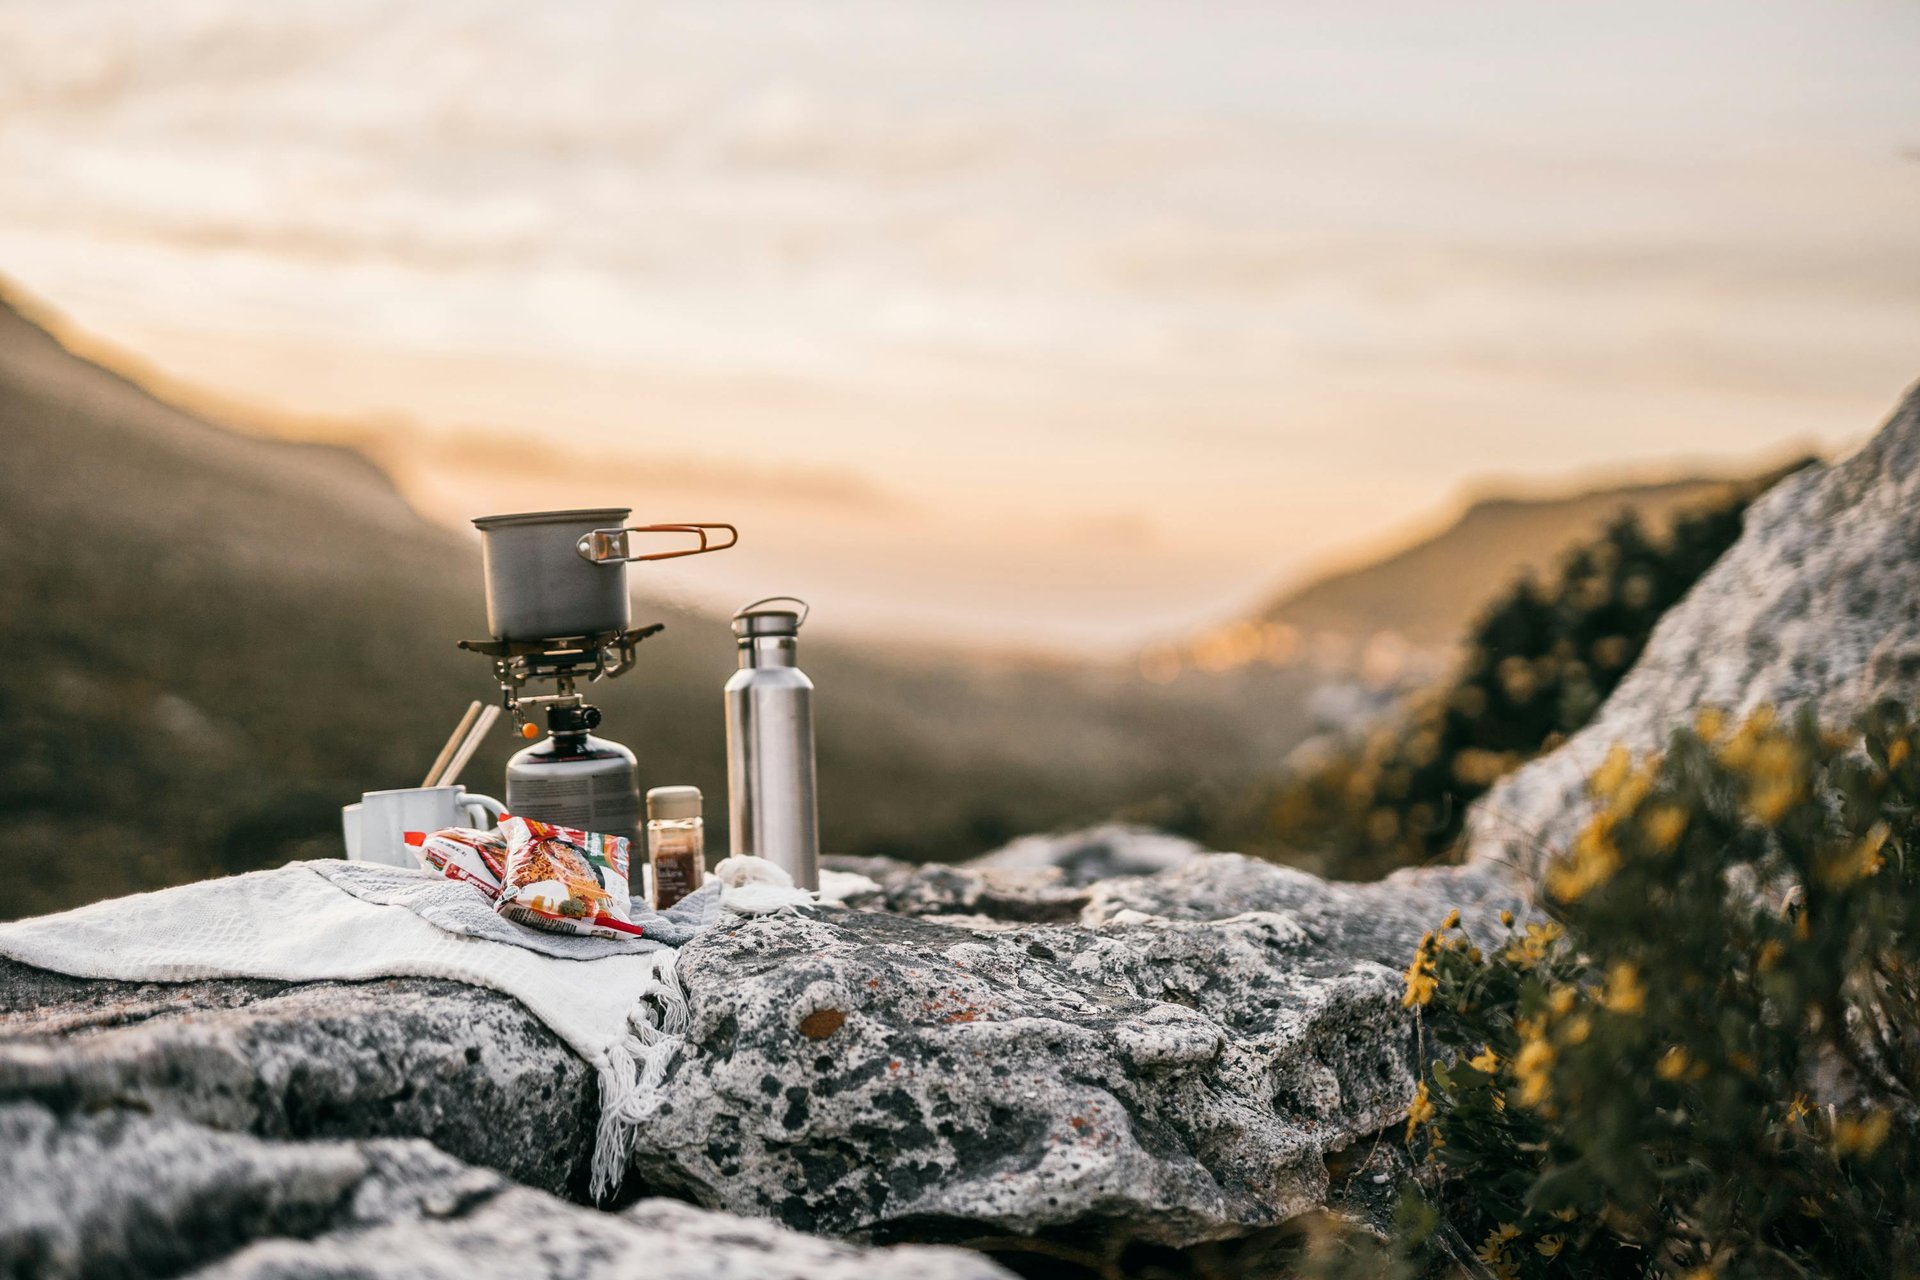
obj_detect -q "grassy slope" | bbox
[0,294,1315,917]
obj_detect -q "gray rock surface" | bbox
[0,1100,1010,1280]
[633,853,1523,1248]
[0,851,1522,1268]
[967,824,1207,885]
[0,961,597,1196]
[842,861,1092,922]
[822,826,1207,922]
[1466,380,1920,879]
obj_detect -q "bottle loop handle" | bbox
[733,596,810,628]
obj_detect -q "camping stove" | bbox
[457,625,665,839]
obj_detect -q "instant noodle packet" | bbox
[495,816,644,938]
[407,827,508,895]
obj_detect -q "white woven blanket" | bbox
[0,860,761,1199]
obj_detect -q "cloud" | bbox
[376,422,905,517]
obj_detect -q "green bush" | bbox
[1259,471,1801,881]
[1307,703,1920,1279]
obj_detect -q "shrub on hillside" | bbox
[1258,470,1802,881]
[1305,703,1920,1279]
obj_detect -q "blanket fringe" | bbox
[590,948,691,1202]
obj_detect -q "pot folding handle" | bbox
[576,522,739,565]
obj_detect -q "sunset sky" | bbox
[4,0,1917,650]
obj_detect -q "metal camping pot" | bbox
[472,508,738,642]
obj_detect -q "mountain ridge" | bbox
[1251,474,1752,648]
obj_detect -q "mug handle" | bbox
[461,793,507,829]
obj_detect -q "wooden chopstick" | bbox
[438,704,501,790]
[423,701,483,787]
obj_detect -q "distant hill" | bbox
[0,285,1314,917]
[1254,477,1747,650]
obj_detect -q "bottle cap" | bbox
[731,596,809,639]
[647,786,703,821]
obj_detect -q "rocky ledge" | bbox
[635,856,1521,1248]
[0,1102,1008,1280]
[0,851,1525,1277]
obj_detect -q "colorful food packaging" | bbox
[495,816,644,938]
[408,827,508,895]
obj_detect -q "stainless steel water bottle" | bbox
[724,597,819,889]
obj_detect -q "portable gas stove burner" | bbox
[458,623,665,731]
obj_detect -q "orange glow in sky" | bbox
[3,0,1916,649]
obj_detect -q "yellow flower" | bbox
[1467,1046,1499,1073]
[1441,907,1462,930]
[1750,778,1802,825]
[1817,822,1888,889]
[1403,935,1438,1008]
[1785,1094,1813,1124]
[1561,1014,1592,1046]
[1476,1223,1521,1268]
[1452,747,1516,787]
[1717,705,1775,771]
[1641,803,1688,852]
[1514,1035,1556,1108]
[1590,744,1632,800]
[1548,986,1577,1017]
[1551,1207,1579,1223]
[1536,1234,1565,1258]
[1547,819,1622,902]
[1656,1047,1690,1081]
[1602,962,1646,1015]
[1737,731,1806,824]
[1402,970,1436,1008]
[1404,1080,1434,1139]
[1504,920,1565,966]
[1833,1111,1890,1157]
[1499,909,1515,927]
[1617,754,1662,812]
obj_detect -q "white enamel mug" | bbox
[344,786,506,867]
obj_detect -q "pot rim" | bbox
[472,507,632,531]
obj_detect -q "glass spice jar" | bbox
[646,786,705,910]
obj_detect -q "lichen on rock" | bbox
[628,853,1523,1248]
